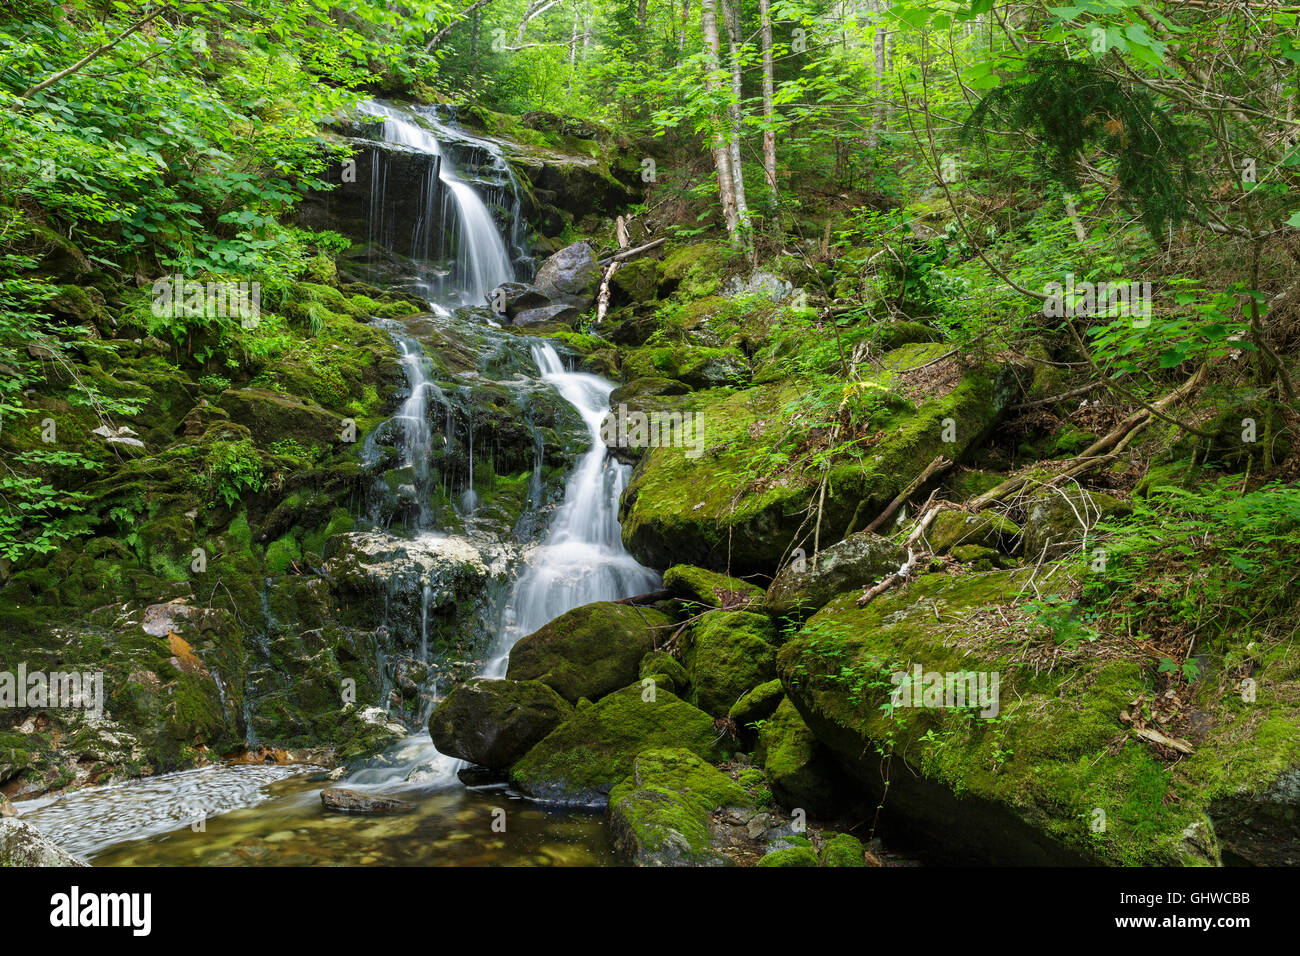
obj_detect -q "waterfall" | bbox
[345,104,659,789]
[357,100,516,306]
[483,345,659,677]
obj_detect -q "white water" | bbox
[483,345,660,676]
[16,106,657,855]
[351,343,660,788]
[358,100,515,306]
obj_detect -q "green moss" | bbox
[639,651,690,696]
[775,563,1300,864]
[662,564,764,609]
[509,684,719,806]
[820,832,869,866]
[729,678,784,727]
[756,845,821,867]
[265,533,302,574]
[608,748,754,865]
[506,602,674,703]
[683,610,778,717]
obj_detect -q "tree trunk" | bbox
[758,0,778,205]
[720,0,749,238]
[701,0,740,239]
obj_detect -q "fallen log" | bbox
[860,455,953,536]
[596,236,667,266]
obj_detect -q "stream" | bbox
[15,101,655,867]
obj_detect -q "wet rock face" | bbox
[299,142,445,260]
[428,678,572,770]
[489,241,600,327]
[1211,767,1300,866]
[320,788,415,814]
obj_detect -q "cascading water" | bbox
[17,101,650,864]
[350,341,660,787]
[357,100,517,307]
[484,345,659,677]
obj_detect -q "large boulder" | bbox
[662,564,764,610]
[217,387,344,446]
[683,610,778,718]
[608,748,753,866]
[0,818,88,867]
[530,241,600,310]
[924,509,1021,555]
[776,563,1300,865]
[428,678,572,770]
[728,679,784,728]
[621,360,1019,576]
[509,685,719,806]
[756,698,853,819]
[764,532,903,619]
[506,601,673,703]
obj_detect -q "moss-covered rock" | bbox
[639,651,690,696]
[729,678,785,728]
[428,677,572,770]
[662,564,764,610]
[683,610,778,717]
[765,532,903,620]
[608,748,753,866]
[756,698,852,819]
[509,684,719,806]
[820,832,869,866]
[505,601,673,703]
[777,564,1300,865]
[217,387,345,447]
[756,845,820,866]
[1021,488,1131,560]
[622,363,1018,575]
[925,510,1021,555]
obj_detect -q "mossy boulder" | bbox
[820,832,869,866]
[925,510,1021,555]
[1021,488,1132,560]
[217,387,344,447]
[657,242,738,299]
[765,532,903,620]
[683,610,778,718]
[729,678,785,728]
[662,564,764,610]
[622,364,1017,576]
[639,651,690,697]
[608,748,753,866]
[509,684,719,806]
[428,677,572,770]
[756,698,852,819]
[756,845,820,867]
[777,564,1300,865]
[505,601,673,703]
